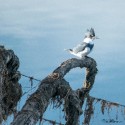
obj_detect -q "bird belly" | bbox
[77,47,90,58]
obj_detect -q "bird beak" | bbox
[93,36,99,39]
[95,36,99,39]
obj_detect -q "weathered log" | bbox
[0,46,22,124]
[11,56,97,125]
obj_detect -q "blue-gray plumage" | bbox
[86,43,94,50]
[65,28,99,59]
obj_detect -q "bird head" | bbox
[85,28,99,40]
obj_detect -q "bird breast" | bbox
[86,43,94,50]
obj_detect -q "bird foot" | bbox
[81,56,86,60]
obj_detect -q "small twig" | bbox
[42,118,64,125]
[20,73,41,82]
[90,96,125,108]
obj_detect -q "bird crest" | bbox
[85,28,95,37]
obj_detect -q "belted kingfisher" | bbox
[65,28,99,59]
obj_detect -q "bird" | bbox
[65,28,99,59]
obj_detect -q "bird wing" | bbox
[73,42,88,53]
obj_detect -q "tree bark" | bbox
[11,56,97,125]
[0,46,22,124]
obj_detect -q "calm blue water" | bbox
[0,0,125,124]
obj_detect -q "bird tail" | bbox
[64,49,73,53]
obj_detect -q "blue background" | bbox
[0,0,125,124]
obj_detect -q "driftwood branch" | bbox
[0,45,97,125]
[1,45,125,125]
[11,56,97,125]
